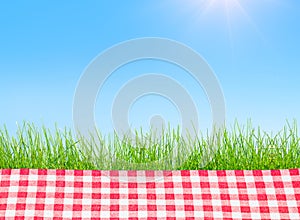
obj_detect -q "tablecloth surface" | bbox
[0,168,300,219]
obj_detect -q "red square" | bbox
[147,194,156,200]
[165,194,175,200]
[216,170,226,176]
[128,183,137,188]
[259,206,270,213]
[278,206,289,213]
[198,170,208,176]
[166,205,175,211]
[91,205,101,211]
[0,192,8,198]
[37,180,46,187]
[203,205,213,211]
[222,206,232,212]
[146,182,155,188]
[110,205,119,211]
[16,203,26,210]
[241,206,250,213]
[54,204,64,211]
[1,181,10,187]
[273,181,284,188]
[255,181,265,188]
[237,182,246,188]
[35,204,45,210]
[110,182,119,188]
[147,205,157,211]
[181,170,190,176]
[17,192,27,198]
[183,194,193,200]
[56,181,65,187]
[129,194,138,199]
[92,193,101,199]
[164,182,174,188]
[129,204,138,211]
[73,204,82,211]
[218,182,228,188]
[73,193,83,199]
[276,194,286,200]
[220,194,230,200]
[200,182,210,188]
[257,194,267,201]
[292,181,300,188]
[182,182,192,188]
[92,182,101,188]
[202,194,212,200]
[110,194,120,199]
[19,180,28,186]
[239,194,249,200]
[270,170,281,176]
[184,205,194,211]
[36,192,46,198]
[74,181,83,188]
[0,204,7,210]
[20,169,29,175]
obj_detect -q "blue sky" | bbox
[1,0,299,136]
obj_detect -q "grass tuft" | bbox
[0,120,299,170]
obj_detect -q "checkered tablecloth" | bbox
[0,168,299,219]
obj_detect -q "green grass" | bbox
[0,120,299,170]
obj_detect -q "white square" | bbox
[44,210,54,218]
[172,176,183,183]
[28,175,38,181]
[83,187,92,194]
[119,188,128,194]
[9,186,19,192]
[246,187,257,195]
[63,198,73,205]
[10,175,19,181]
[138,199,147,205]
[156,199,166,206]
[194,211,204,218]
[63,211,73,218]
[267,200,278,207]
[46,174,56,182]
[270,212,281,219]
[100,211,110,218]
[26,197,36,204]
[213,211,223,218]
[137,187,146,195]
[64,187,74,194]
[24,209,35,217]
[27,186,37,193]
[284,187,295,195]
[119,211,128,218]
[244,175,255,183]
[155,187,165,194]
[226,175,237,183]
[286,199,297,207]
[44,197,55,205]
[289,212,300,220]
[137,211,147,218]
[208,175,219,183]
[7,197,17,204]
[265,187,276,195]
[262,175,273,183]
[174,199,184,206]
[46,186,56,193]
[81,211,92,218]
[175,211,186,217]
[156,210,167,218]
[82,198,92,205]
[5,209,16,217]
[249,200,259,207]
[83,176,93,183]
[231,211,242,219]
[250,212,261,219]
[100,199,110,205]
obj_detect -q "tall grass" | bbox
[0,120,299,170]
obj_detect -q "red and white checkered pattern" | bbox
[0,168,300,219]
